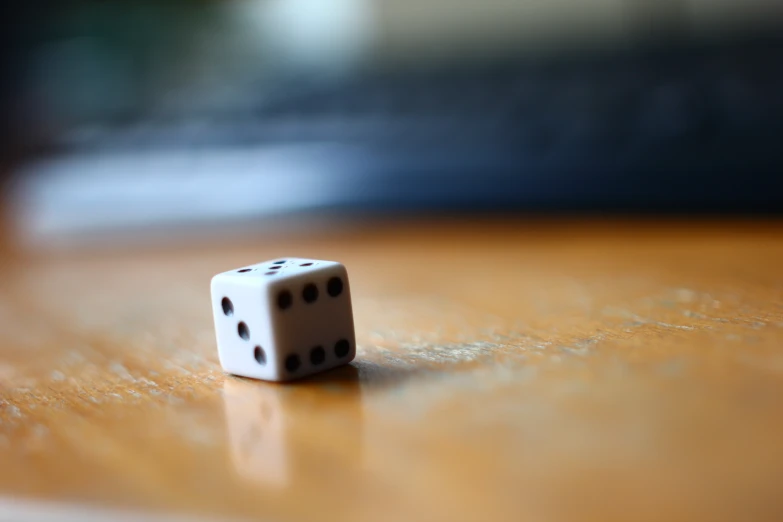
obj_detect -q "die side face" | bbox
[266,262,355,380]
[211,258,356,381]
[211,274,276,381]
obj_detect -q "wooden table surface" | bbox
[1,219,783,522]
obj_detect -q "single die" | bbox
[210,257,356,381]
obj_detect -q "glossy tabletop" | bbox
[1,219,782,522]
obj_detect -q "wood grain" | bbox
[1,219,783,522]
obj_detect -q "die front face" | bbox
[211,268,276,381]
[211,258,356,381]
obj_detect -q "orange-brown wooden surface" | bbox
[1,219,783,522]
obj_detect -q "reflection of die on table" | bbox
[211,258,356,381]
[222,379,290,487]
[222,371,365,489]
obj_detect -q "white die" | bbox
[210,257,356,381]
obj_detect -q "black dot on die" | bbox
[221,297,234,316]
[270,266,281,270]
[302,283,319,303]
[254,346,266,365]
[327,277,344,297]
[300,262,313,266]
[273,260,286,264]
[310,346,325,365]
[277,290,293,310]
[237,322,250,340]
[238,268,252,273]
[334,339,350,358]
[285,354,301,373]
[265,272,276,276]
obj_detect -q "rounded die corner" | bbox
[210,272,227,287]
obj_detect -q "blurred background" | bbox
[1,0,782,249]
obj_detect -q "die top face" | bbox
[212,258,342,287]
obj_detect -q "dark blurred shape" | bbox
[2,1,783,245]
